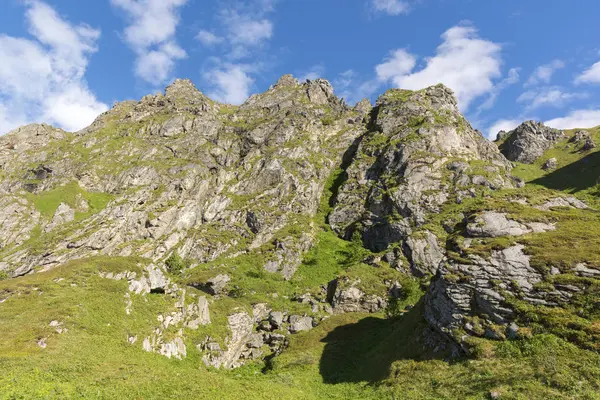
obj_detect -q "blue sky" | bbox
[1,0,600,138]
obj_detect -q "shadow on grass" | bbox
[319,301,449,384]
[531,150,600,193]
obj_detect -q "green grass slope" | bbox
[2,256,600,399]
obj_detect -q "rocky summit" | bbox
[2,76,600,399]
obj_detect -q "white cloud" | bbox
[201,1,277,105]
[299,64,325,82]
[477,67,520,112]
[196,30,223,47]
[545,110,600,130]
[227,16,272,46]
[517,87,587,110]
[0,1,107,134]
[111,0,188,84]
[525,59,565,87]
[486,118,525,140]
[375,25,503,111]
[575,61,600,84]
[204,64,254,104]
[134,41,186,84]
[371,0,410,15]
[375,49,416,81]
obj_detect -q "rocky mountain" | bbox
[2,75,600,399]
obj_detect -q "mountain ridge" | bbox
[2,75,600,399]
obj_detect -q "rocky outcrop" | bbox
[498,121,564,164]
[329,85,513,275]
[328,277,387,314]
[424,245,544,350]
[465,212,530,238]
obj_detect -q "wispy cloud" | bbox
[525,59,565,87]
[477,67,520,113]
[371,0,410,16]
[0,1,107,133]
[111,0,189,84]
[517,86,587,110]
[198,0,277,104]
[203,63,255,104]
[196,30,224,47]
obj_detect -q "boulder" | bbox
[206,274,230,296]
[583,137,597,151]
[288,316,313,333]
[465,212,530,238]
[542,157,558,170]
[268,311,285,329]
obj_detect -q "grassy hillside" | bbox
[2,255,600,399]
[3,126,600,399]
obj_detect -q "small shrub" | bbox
[385,296,403,318]
[321,116,334,126]
[164,252,190,274]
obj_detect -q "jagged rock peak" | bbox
[305,78,335,105]
[242,74,344,112]
[498,120,564,164]
[165,78,207,100]
[272,74,299,89]
[353,98,372,114]
[377,84,458,109]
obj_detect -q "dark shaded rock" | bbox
[245,211,262,234]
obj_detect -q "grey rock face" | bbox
[499,121,564,164]
[202,312,256,369]
[495,130,510,142]
[329,85,513,276]
[0,74,361,281]
[424,245,543,349]
[44,203,75,233]
[206,274,231,296]
[465,212,530,238]
[403,231,445,277]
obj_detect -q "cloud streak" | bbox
[371,0,410,15]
